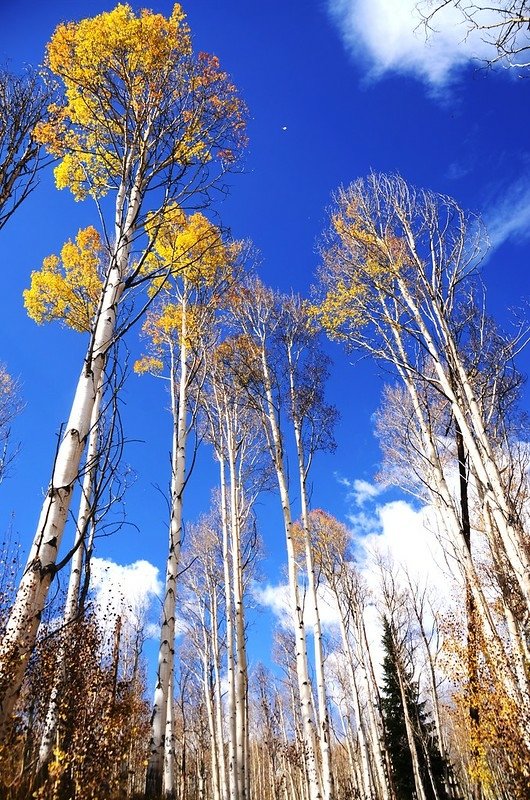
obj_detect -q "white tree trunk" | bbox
[147,329,189,797]
[0,258,125,726]
[260,353,323,800]
[37,375,104,769]
[0,171,140,726]
[227,416,249,800]
[289,378,334,800]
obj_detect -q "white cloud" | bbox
[352,478,383,506]
[327,0,496,87]
[359,499,457,597]
[252,578,342,631]
[90,556,162,638]
[484,174,530,251]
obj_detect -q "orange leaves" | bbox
[23,226,104,332]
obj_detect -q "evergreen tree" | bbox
[380,617,451,800]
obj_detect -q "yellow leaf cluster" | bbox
[133,356,164,376]
[136,300,208,376]
[213,334,262,389]
[147,204,231,291]
[309,279,368,340]
[36,4,191,197]
[23,226,104,332]
[35,4,246,200]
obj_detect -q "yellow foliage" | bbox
[23,226,104,332]
[441,613,530,798]
[314,186,413,340]
[133,356,164,376]
[213,334,261,388]
[35,4,245,200]
[136,300,209,376]
[146,204,231,291]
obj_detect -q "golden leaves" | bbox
[39,3,245,200]
[146,203,232,291]
[23,226,104,332]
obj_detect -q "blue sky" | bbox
[1,1,530,675]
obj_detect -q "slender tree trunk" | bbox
[227,417,249,800]
[37,375,104,771]
[289,381,333,800]
[260,353,322,800]
[219,456,239,800]
[0,173,140,726]
[211,587,228,800]
[398,278,530,613]
[147,328,189,798]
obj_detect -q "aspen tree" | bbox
[304,509,394,800]
[314,175,530,620]
[230,278,325,800]
[183,516,227,800]
[135,206,236,797]
[281,295,337,800]
[23,226,107,770]
[0,3,245,729]
[202,334,270,800]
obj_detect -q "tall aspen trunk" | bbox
[164,668,176,798]
[390,324,526,708]
[0,256,125,727]
[0,170,140,726]
[37,376,104,770]
[336,609,374,800]
[202,624,221,800]
[288,365,333,800]
[211,589,228,800]
[355,612,394,800]
[219,456,239,800]
[399,279,530,614]
[147,319,189,798]
[260,354,323,800]
[227,418,249,800]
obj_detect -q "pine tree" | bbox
[380,617,450,800]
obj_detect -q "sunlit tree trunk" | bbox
[261,355,322,800]
[147,311,189,798]
[0,187,138,725]
[37,374,104,771]
[287,360,334,800]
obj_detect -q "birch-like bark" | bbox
[287,358,334,800]
[202,615,221,800]
[219,455,239,800]
[0,165,141,725]
[387,318,526,708]
[397,276,530,613]
[344,629,374,800]
[211,586,228,800]
[147,323,189,798]
[227,415,249,800]
[37,375,104,770]
[260,352,323,800]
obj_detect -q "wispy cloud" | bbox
[327,0,496,88]
[483,173,530,251]
[335,474,384,507]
